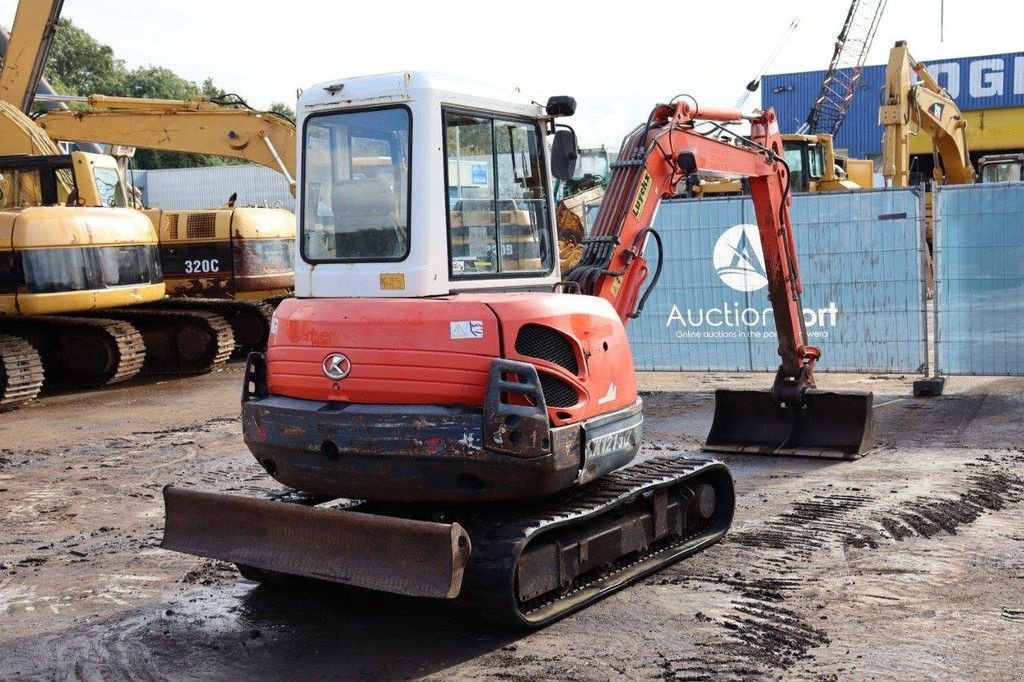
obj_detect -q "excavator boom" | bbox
[881,40,975,187]
[567,101,873,458]
[0,0,62,112]
[36,95,297,195]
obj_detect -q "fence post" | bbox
[914,185,945,396]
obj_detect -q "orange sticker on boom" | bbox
[631,171,653,219]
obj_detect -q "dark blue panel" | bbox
[763,51,1024,158]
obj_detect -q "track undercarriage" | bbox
[163,456,733,628]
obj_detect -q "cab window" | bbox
[94,167,127,208]
[444,109,552,278]
[301,106,411,262]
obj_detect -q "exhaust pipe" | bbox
[704,388,875,459]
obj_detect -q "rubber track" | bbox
[110,308,234,375]
[458,456,731,627]
[155,298,275,354]
[0,335,44,410]
[4,316,146,387]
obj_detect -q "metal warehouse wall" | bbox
[138,164,295,211]
[763,50,1024,159]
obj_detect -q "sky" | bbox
[1,0,1021,147]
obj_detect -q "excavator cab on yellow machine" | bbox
[162,73,874,628]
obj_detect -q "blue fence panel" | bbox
[626,189,927,373]
[936,184,1024,375]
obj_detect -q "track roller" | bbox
[153,298,275,355]
[98,308,235,375]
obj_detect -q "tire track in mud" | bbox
[647,452,1024,680]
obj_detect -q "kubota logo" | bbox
[713,224,768,292]
[322,353,352,381]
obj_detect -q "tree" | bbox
[43,19,124,95]
[269,101,295,122]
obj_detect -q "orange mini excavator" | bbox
[163,73,873,627]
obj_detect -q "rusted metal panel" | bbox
[162,486,471,599]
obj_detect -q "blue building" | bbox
[763,49,1024,162]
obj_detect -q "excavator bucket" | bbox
[704,388,874,459]
[162,486,472,599]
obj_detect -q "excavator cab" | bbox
[978,154,1024,183]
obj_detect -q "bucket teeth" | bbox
[704,388,875,459]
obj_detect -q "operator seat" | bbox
[331,176,406,259]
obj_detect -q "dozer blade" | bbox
[162,486,472,599]
[704,388,874,459]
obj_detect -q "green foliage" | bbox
[43,19,124,95]
[269,101,295,122]
[37,18,279,169]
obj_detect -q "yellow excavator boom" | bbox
[0,0,62,112]
[880,40,974,187]
[35,95,297,195]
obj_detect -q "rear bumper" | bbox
[241,353,643,502]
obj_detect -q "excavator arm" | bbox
[0,0,62,112]
[567,102,817,382]
[881,41,974,187]
[567,100,873,458]
[35,94,297,195]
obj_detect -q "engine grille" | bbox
[538,373,579,408]
[163,213,179,240]
[186,212,218,239]
[515,324,579,374]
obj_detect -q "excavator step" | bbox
[704,388,875,459]
[161,456,733,629]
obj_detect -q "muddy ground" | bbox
[1,367,1022,680]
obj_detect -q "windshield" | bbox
[577,151,609,179]
[94,167,127,208]
[444,109,552,278]
[784,146,805,191]
[981,162,1022,183]
[301,107,411,262]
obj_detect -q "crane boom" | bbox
[35,94,297,195]
[800,0,887,136]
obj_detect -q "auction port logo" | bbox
[713,224,768,292]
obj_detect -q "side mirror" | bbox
[550,128,579,182]
[546,96,577,118]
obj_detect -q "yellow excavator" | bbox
[0,99,165,408]
[687,133,871,197]
[880,40,975,191]
[35,94,298,352]
[0,0,238,409]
